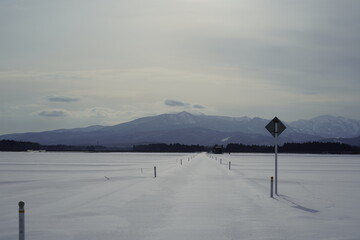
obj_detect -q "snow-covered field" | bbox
[1,152,360,240]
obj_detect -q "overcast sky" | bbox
[1,0,360,134]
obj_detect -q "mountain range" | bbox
[1,111,360,147]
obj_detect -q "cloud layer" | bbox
[0,0,359,134]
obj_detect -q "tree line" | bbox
[0,140,41,151]
[225,142,360,154]
[1,139,359,154]
[133,143,206,152]
[0,140,109,152]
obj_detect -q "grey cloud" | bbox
[165,100,206,109]
[165,99,190,107]
[37,110,69,117]
[46,96,80,103]
[193,104,205,109]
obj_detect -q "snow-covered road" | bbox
[142,153,283,240]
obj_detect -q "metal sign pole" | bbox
[275,122,278,195]
[265,117,286,197]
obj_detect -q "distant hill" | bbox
[1,111,360,147]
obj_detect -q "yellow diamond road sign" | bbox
[265,117,286,137]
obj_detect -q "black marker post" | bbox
[18,201,25,240]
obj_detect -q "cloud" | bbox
[164,99,190,107]
[193,104,205,109]
[164,99,206,110]
[46,96,80,103]
[37,109,69,117]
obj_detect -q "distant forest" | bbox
[134,142,359,154]
[133,143,206,152]
[1,139,359,154]
[225,142,360,154]
[0,140,41,151]
[0,140,108,152]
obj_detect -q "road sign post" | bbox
[266,117,286,195]
[275,121,278,195]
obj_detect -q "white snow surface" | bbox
[1,152,360,239]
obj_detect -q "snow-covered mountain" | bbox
[1,112,360,147]
[290,115,360,138]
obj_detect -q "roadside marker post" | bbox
[18,201,25,240]
[154,166,157,178]
[229,161,231,170]
[270,176,274,198]
[266,117,286,195]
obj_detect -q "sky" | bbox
[1,0,360,135]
